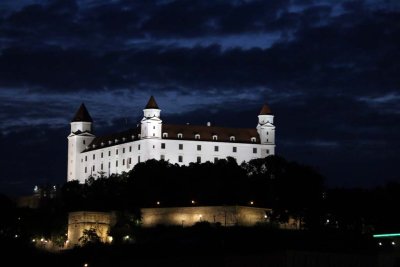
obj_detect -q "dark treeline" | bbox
[62,156,324,227]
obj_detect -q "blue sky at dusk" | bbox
[0,0,399,195]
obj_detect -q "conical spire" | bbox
[71,103,93,122]
[259,104,272,115]
[145,96,159,109]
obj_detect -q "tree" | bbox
[78,228,101,246]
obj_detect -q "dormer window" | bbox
[163,133,168,138]
[131,135,135,140]
[230,136,235,141]
[108,140,112,145]
[212,135,218,141]
[115,139,119,143]
[122,137,126,141]
[92,144,96,148]
[101,142,104,147]
[195,134,200,140]
[251,137,256,143]
[178,133,183,139]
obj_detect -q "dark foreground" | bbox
[2,226,400,267]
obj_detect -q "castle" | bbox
[67,96,276,183]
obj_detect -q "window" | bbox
[230,136,235,141]
[153,133,155,136]
[233,147,237,153]
[138,144,141,150]
[212,135,218,141]
[161,143,165,149]
[138,156,140,163]
[266,149,270,154]
[195,134,200,140]
[214,146,219,152]
[179,144,183,150]
[128,158,132,164]
[123,159,125,165]
[160,155,165,160]
[267,139,269,142]
[101,163,103,170]
[93,154,95,160]
[85,167,87,173]
[153,126,155,129]
[178,155,183,162]
[85,156,87,161]
[83,140,86,145]
[129,146,132,152]
[116,160,118,167]
[253,148,257,153]
[251,137,256,143]
[178,133,183,139]
[163,133,168,138]
[267,132,269,135]
[101,152,103,158]
[108,162,111,169]
[92,165,95,171]
[116,149,118,155]
[108,151,111,156]
[123,148,125,153]
[197,156,201,163]
[214,157,218,163]
[197,145,201,151]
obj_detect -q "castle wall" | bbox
[141,206,271,227]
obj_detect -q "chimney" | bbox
[207,122,211,126]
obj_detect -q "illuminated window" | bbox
[251,137,256,143]
[195,134,200,140]
[212,135,218,141]
[230,136,235,141]
[178,133,183,139]
[163,133,168,138]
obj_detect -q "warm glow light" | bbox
[250,201,254,205]
[392,241,396,245]
[191,200,195,204]
[14,234,18,238]
[378,242,382,246]
[156,201,160,205]
[84,264,88,267]
[32,239,36,242]
[264,215,268,218]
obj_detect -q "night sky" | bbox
[0,0,399,195]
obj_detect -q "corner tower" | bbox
[141,96,162,139]
[256,103,275,145]
[67,103,95,182]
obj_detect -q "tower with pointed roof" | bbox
[141,96,162,140]
[256,103,275,146]
[67,103,96,181]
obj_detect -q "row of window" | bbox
[162,132,258,143]
[163,143,256,153]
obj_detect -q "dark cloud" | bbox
[0,0,400,194]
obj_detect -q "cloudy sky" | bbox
[0,0,399,195]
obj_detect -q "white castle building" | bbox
[67,96,275,183]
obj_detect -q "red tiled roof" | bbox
[259,104,272,115]
[145,96,159,109]
[162,124,259,143]
[71,103,93,122]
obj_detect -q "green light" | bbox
[373,233,400,238]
